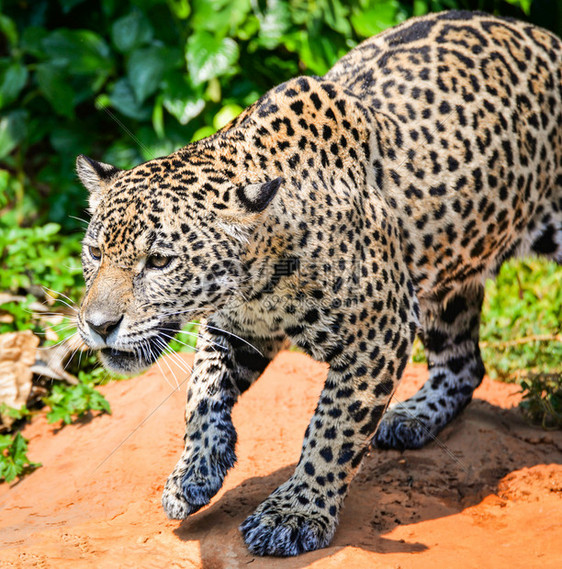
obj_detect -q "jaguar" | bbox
[76,10,562,556]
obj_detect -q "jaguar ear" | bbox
[76,155,121,212]
[216,177,283,243]
[235,177,283,213]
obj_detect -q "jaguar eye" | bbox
[89,246,102,260]
[146,254,173,269]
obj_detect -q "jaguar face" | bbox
[75,154,281,374]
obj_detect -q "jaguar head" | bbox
[75,152,281,374]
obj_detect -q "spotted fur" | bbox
[77,11,562,557]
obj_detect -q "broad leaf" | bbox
[111,10,153,53]
[0,61,28,109]
[20,26,49,58]
[256,0,291,49]
[191,0,251,37]
[351,0,402,37]
[108,78,151,120]
[162,73,205,125]
[42,29,113,76]
[36,63,75,118]
[186,32,239,85]
[0,14,18,49]
[168,0,191,19]
[213,103,243,130]
[323,0,352,36]
[0,110,27,159]
[127,45,180,104]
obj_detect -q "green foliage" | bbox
[0,0,548,231]
[0,222,83,295]
[0,432,41,483]
[0,403,31,421]
[43,377,111,425]
[482,259,562,382]
[482,258,562,427]
[519,374,562,429]
[0,220,82,332]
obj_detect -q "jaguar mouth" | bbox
[99,322,181,374]
[100,348,142,374]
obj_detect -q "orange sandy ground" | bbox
[1,351,561,568]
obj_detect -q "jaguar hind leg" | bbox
[374,283,485,450]
[530,209,562,265]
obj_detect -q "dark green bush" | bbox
[0,0,545,232]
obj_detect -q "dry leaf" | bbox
[0,330,39,429]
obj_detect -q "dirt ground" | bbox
[1,351,561,568]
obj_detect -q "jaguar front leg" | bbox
[240,308,417,556]
[162,318,287,519]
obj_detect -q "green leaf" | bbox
[161,73,205,125]
[186,32,239,85]
[49,126,90,156]
[505,0,532,15]
[213,103,243,130]
[0,435,13,453]
[413,0,429,17]
[191,0,251,37]
[111,10,153,53]
[102,0,120,17]
[152,95,165,138]
[323,0,352,36]
[20,26,49,58]
[58,0,87,13]
[0,433,40,484]
[288,30,339,75]
[101,138,142,169]
[0,110,27,159]
[0,14,18,49]
[191,125,215,142]
[168,0,191,19]
[351,0,401,38]
[44,380,111,425]
[256,0,291,49]
[36,63,75,118]
[0,61,28,109]
[2,461,17,483]
[0,403,30,421]
[42,29,113,76]
[107,78,151,120]
[127,45,179,104]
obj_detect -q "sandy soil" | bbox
[1,351,561,568]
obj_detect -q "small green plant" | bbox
[0,432,41,483]
[519,374,562,429]
[0,221,83,333]
[0,222,83,295]
[0,403,31,422]
[482,259,562,382]
[43,378,111,425]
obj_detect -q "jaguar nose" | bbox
[86,315,123,341]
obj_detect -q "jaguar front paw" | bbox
[240,489,337,556]
[161,449,236,519]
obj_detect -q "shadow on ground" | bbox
[174,397,562,568]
